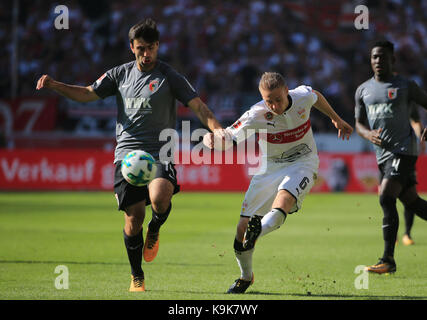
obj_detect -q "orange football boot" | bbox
[143,228,159,262]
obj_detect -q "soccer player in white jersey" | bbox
[204,72,353,293]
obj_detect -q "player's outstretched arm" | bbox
[188,97,223,132]
[189,97,232,150]
[313,90,353,140]
[202,129,234,150]
[36,74,100,103]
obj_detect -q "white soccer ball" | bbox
[121,150,157,186]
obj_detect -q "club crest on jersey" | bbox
[149,80,160,92]
[264,112,273,121]
[387,88,398,100]
[297,107,306,119]
[241,201,248,212]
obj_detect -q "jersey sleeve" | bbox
[354,85,367,122]
[91,68,118,99]
[294,85,318,106]
[408,79,427,109]
[409,103,420,122]
[305,85,318,105]
[165,68,199,107]
[225,109,258,144]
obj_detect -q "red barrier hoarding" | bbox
[0,149,426,192]
[0,149,114,191]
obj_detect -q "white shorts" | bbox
[240,158,318,217]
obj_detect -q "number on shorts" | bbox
[391,158,400,171]
[165,161,176,180]
[299,177,310,190]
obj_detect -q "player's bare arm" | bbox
[188,97,228,149]
[313,90,353,140]
[410,84,427,144]
[36,74,100,103]
[410,119,423,139]
[188,97,222,131]
[355,120,383,146]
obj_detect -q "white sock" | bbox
[259,208,286,237]
[235,248,254,281]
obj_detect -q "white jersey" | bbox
[227,85,320,215]
[226,85,319,165]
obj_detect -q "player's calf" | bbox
[379,194,399,258]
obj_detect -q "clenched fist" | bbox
[203,129,233,150]
[36,74,54,90]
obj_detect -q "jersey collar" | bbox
[282,94,293,115]
[134,60,159,74]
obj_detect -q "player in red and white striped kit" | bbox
[204,72,353,293]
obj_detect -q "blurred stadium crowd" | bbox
[1,0,427,138]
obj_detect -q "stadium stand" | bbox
[1,0,426,148]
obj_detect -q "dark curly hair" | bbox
[128,18,159,44]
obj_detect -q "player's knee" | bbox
[150,198,171,214]
[379,193,396,210]
[124,201,145,220]
[273,190,296,214]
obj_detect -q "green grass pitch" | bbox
[0,191,426,300]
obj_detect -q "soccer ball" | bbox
[121,150,157,186]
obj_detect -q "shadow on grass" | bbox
[245,291,287,296]
[273,292,427,300]
[0,260,128,266]
[0,260,226,267]
[162,262,226,267]
[146,289,427,299]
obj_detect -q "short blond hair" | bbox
[259,72,287,91]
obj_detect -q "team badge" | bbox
[264,112,273,121]
[297,107,306,119]
[149,80,159,92]
[387,88,397,100]
[241,201,248,213]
